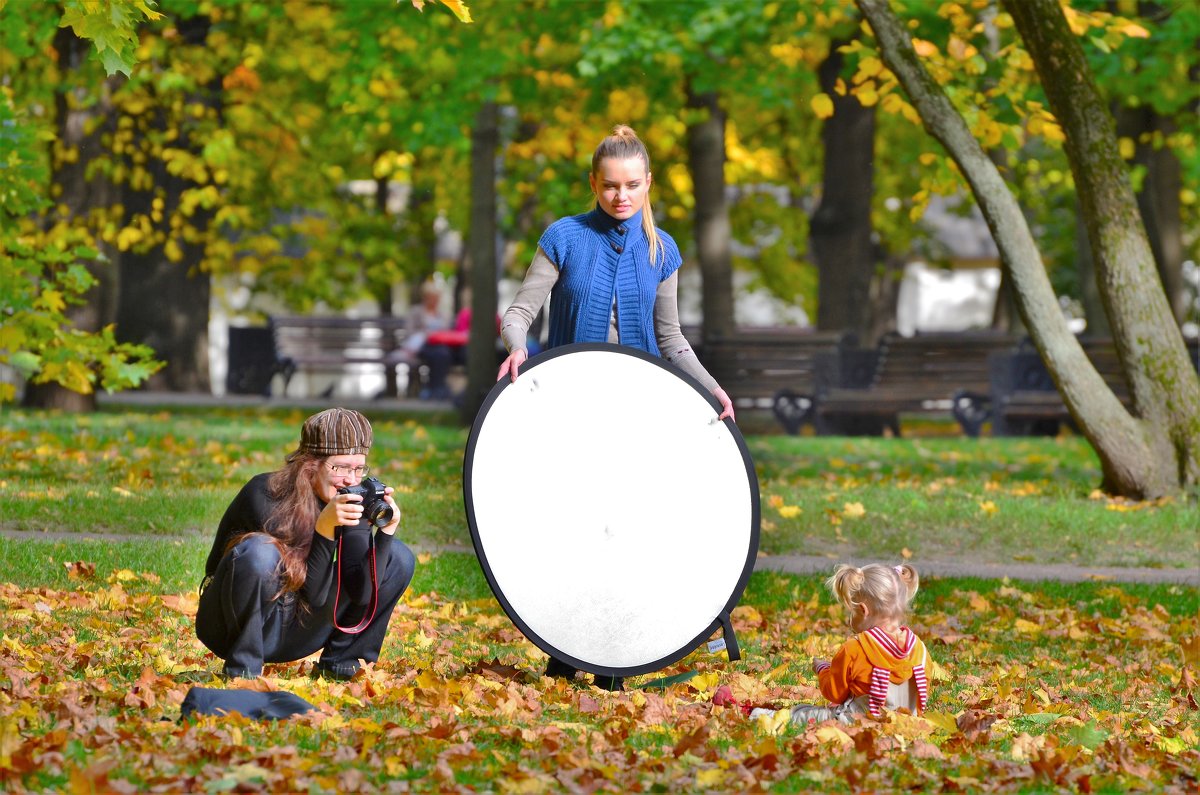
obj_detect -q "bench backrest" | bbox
[870,331,1019,395]
[700,328,852,403]
[270,315,409,360]
[994,335,1200,400]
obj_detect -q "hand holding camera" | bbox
[336,476,400,535]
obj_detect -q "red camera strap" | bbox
[331,534,379,635]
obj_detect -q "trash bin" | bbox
[226,326,277,396]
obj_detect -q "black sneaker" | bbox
[314,660,360,681]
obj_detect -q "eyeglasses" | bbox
[327,463,369,478]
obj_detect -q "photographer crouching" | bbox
[196,408,416,680]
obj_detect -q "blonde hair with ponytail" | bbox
[827,563,920,628]
[590,124,665,266]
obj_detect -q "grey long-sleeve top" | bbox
[501,247,720,393]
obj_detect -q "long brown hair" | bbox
[227,451,323,597]
[591,124,665,266]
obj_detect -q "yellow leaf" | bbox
[1121,22,1150,38]
[436,0,473,23]
[116,226,144,251]
[922,710,960,735]
[778,505,802,519]
[1179,636,1200,667]
[842,502,865,519]
[38,289,66,313]
[928,658,951,681]
[689,672,721,694]
[912,38,938,57]
[756,707,791,736]
[815,725,853,746]
[695,769,726,788]
[811,93,834,120]
[113,569,138,582]
[979,500,998,516]
[901,547,912,559]
[856,56,883,79]
[1014,618,1042,634]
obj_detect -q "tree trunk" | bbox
[685,86,735,342]
[24,27,121,411]
[1115,105,1185,323]
[372,173,400,398]
[114,14,216,393]
[810,40,878,342]
[461,100,500,426]
[858,0,1200,497]
[1075,198,1109,336]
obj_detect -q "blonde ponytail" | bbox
[826,563,920,626]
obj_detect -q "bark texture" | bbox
[686,87,735,342]
[461,100,500,426]
[810,41,878,342]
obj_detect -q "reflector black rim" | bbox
[462,342,761,678]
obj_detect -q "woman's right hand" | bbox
[315,492,364,540]
[496,349,527,383]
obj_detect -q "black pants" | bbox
[418,343,465,399]
[196,534,416,676]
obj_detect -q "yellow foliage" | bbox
[912,39,939,57]
[810,93,834,120]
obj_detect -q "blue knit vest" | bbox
[538,208,682,355]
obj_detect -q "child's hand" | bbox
[812,658,830,674]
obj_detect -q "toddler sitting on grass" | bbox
[732,563,931,726]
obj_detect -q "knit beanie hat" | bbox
[298,408,373,456]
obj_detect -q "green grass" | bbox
[3,407,1197,792]
[2,406,1197,571]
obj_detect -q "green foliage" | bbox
[58,0,164,76]
[0,96,163,402]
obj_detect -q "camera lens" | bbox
[366,500,394,529]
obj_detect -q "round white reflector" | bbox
[464,343,760,677]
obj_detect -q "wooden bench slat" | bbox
[986,336,1197,436]
[268,314,416,398]
[813,331,1019,436]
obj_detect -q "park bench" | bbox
[976,336,1200,436]
[697,328,855,434]
[810,330,1020,436]
[269,315,413,398]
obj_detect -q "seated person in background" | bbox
[418,302,470,400]
[403,281,449,392]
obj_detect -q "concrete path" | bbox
[5,531,1194,586]
[753,552,1198,586]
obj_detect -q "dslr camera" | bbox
[337,476,395,531]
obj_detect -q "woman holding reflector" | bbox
[496,125,736,689]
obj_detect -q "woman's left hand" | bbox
[379,487,402,536]
[713,387,735,422]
